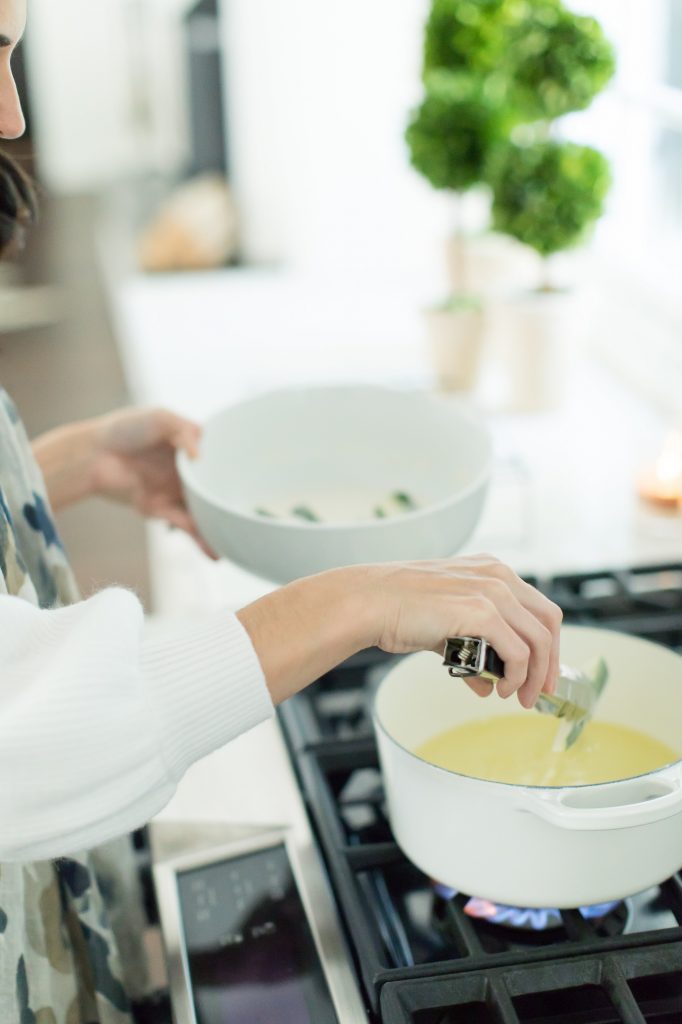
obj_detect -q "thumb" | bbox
[162,412,202,460]
[180,422,202,460]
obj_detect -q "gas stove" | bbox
[276,562,682,1023]
[140,563,682,1022]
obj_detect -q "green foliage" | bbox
[422,0,615,122]
[423,0,513,78]
[406,73,503,192]
[489,140,611,257]
[409,0,615,260]
[506,1,616,120]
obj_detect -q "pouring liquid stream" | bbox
[534,659,610,753]
[442,639,609,753]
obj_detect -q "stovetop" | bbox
[278,563,682,1023]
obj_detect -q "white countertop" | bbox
[112,266,682,611]
[110,266,682,828]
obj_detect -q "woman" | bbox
[0,2,562,1021]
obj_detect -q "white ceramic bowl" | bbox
[178,385,492,583]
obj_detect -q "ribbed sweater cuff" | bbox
[141,611,274,781]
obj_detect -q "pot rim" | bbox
[372,702,682,793]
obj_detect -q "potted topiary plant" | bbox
[487,138,611,409]
[485,0,615,409]
[406,73,503,390]
[488,1,615,292]
[407,0,615,399]
[412,0,520,297]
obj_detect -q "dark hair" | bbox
[0,151,37,257]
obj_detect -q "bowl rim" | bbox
[177,385,493,532]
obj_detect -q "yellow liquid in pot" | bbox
[415,715,680,787]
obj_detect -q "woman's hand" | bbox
[357,556,562,709]
[238,557,562,709]
[88,407,214,554]
[33,407,214,556]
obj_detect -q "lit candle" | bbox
[638,431,682,509]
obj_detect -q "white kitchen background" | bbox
[25,0,682,409]
[25,0,681,262]
[17,0,681,610]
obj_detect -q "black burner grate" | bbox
[546,564,682,651]
[380,944,682,1023]
[278,563,682,1021]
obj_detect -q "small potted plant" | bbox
[487,138,611,409]
[406,73,501,284]
[406,74,501,390]
[407,0,615,398]
[421,293,487,392]
[485,0,615,410]
[413,0,519,297]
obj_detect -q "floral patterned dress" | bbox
[0,388,149,1024]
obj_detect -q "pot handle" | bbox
[518,769,682,831]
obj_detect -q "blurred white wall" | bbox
[26,0,193,191]
[26,0,451,286]
[29,0,658,296]
[221,0,451,282]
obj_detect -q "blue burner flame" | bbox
[433,883,621,931]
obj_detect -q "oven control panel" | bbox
[152,826,365,1024]
[176,842,338,1023]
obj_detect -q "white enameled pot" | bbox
[374,626,682,908]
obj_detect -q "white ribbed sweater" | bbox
[0,588,273,862]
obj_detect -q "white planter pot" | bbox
[424,306,487,393]
[491,289,575,412]
[374,626,682,908]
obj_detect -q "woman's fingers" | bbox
[160,504,218,559]
[516,579,563,695]
[367,557,561,710]
[463,559,562,704]
[502,608,552,708]
[153,409,202,460]
[452,568,558,708]
[480,582,552,707]
[177,421,202,460]
[464,596,531,697]
[159,505,195,533]
[465,677,494,698]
